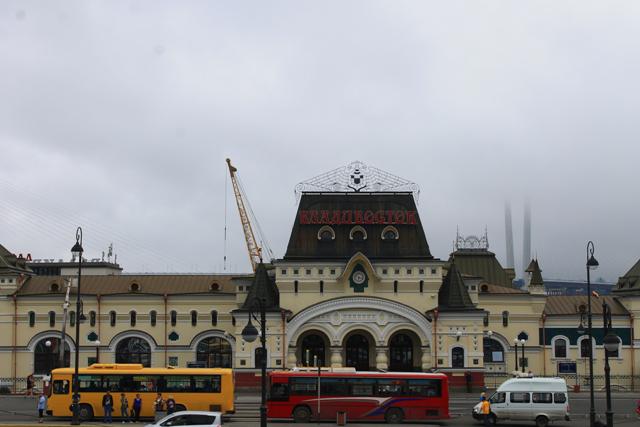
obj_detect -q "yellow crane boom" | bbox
[226,158,262,272]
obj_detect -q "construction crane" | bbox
[226,158,273,272]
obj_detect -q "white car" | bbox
[145,411,222,427]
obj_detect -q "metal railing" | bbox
[482,372,640,392]
[0,377,46,395]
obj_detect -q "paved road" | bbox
[1,394,638,426]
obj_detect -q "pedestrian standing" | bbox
[26,374,34,397]
[166,395,176,415]
[120,393,130,423]
[153,392,165,422]
[102,390,114,423]
[132,394,142,422]
[480,396,491,427]
[37,392,47,423]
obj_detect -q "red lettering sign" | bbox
[299,210,419,225]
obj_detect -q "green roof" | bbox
[450,249,513,287]
[438,262,476,311]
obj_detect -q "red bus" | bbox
[267,369,449,423]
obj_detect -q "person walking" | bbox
[132,394,142,422]
[37,392,47,423]
[119,393,130,423]
[26,374,34,397]
[153,393,165,422]
[102,390,114,423]
[166,395,176,415]
[480,395,491,427]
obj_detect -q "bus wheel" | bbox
[385,408,404,424]
[175,404,187,412]
[293,406,311,423]
[78,404,93,421]
[535,416,549,427]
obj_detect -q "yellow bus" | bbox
[47,364,234,420]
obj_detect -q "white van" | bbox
[473,377,570,427]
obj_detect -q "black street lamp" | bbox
[241,297,267,427]
[513,338,519,372]
[71,227,83,425]
[586,241,599,427]
[602,301,619,427]
[520,338,527,373]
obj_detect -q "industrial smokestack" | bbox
[522,200,531,279]
[504,201,515,268]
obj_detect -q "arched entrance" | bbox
[34,338,70,374]
[116,337,151,367]
[389,333,415,372]
[452,347,465,368]
[299,332,328,367]
[345,333,371,371]
[196,337,232,368]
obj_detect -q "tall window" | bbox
[196,337,232,368]
[419,280,424,293]
[109,311,116,327]
[150,310,157,327]
[34,338,70,374]
[69,311,76,327]
[483,338,504,363]
[49,311,56,327]
[211,310,218,326]
[452,347,465,368]
[170,310,177,326]
[301,334,326,367]
[502,311,509,327]
[393,280,398,293]
[191,310,198,326]
[130,311,137,327]
[255,347,267,369]
[294,280,299,294]
[319,280,324,294]
[553,337,568,358]
[115,337,151,367]
[483,314,489,327]
[89,311,96,327]
[28,311,35,327]
[580,337,592,358]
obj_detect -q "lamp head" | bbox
[603,332,619,353]
[577,320,585,335]
[241,317,259,343]
[45,340,52,348]
[520,339,526,344]
[71,227,84,258]
[586,241,598,270]
[455,330,462,341]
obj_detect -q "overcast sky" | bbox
[1,1,639,282]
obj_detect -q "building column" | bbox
[330,346,343,368]
[375,347,388,370]
[287,346,297,368]
[421,346,431,371]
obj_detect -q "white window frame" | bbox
[551,335,569,359]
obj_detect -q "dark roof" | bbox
[438,262,477,311]
[614,258,640,294]
[16,274,249,296]
[240,262,280,311]
[284,192,433,260]
[544,295,629,316]
[449,249,513,287]
[0,244,33,275]
[529,259,543,286]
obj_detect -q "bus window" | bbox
[406,379,442,397]
[376,379,404,396]
[349,378,375,396]
[320,378,348,395]
[165,376,192,392]
[53,380,70,394]
[78,375,103,392]
[269,382,289,401]
[290,377,316,395]
[193,375,221,393]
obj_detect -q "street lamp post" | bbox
[71,227,83,425]
[93,340,100,364]
[586,241,599,427]
[520,339,527,373]
[602,301,619,427]
[513,339,519,372]
[241,297,267,427]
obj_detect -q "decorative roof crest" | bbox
[294,161,420,202]
[455,228,489,250]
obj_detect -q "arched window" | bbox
[349,226,367,241]
[170,310,177,327]
[483,338,505,363]
[109,311,116,327]
[115,337,151,367]
[130,311,137,327]
[34,338,70,374]
[150,310,157,327]
[130,283,140,292]
[552,337,568,359]
[255,347,267,369]
[69,311,76,327]
[28,311,35,327]
[452,347,465,368]
[301,334,326,367]
[49,311,56,327]
[211,310,218,326]
[317,226,335,241]
[579,336,593,358]
[483,314,490,327]
[89,311,96,327]
[502,311,509,327]
[191,310,198,326]
[196,337,232,368]
[49,283,60,292]
[393,280,398,293]
[381,225,399,240]
[389,333,414,371]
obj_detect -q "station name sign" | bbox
[299,210,418,225]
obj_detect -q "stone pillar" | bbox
[375,347,388,370]
[287,346,297,368]
[421,346,431,371]
[330,346,343,368]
